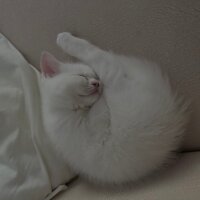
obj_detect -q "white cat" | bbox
[40,32,187,185]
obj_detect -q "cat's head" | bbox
[40,51,102,110]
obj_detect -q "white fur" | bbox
[41,32,187,185]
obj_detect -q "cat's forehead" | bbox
[61,63,96,77]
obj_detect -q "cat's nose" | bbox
[91,80,100,88]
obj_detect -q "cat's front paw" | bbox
[57,32,72,47]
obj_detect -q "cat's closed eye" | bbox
[79,74,89,80]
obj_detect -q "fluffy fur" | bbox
[40,32,187,185]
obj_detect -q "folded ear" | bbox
[40,51,61,77]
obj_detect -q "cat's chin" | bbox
[88,87,101,96]
[90,90,99,95]
[79,91,99,97]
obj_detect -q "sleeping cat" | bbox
[40,32,187,185]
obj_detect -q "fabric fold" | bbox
[0,33,75,200]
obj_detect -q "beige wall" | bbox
[0,0,199,150]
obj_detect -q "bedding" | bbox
[0,33,75,200]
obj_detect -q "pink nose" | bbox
[91,80,100,88]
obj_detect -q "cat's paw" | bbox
[57,32,72,47]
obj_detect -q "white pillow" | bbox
[0,34,75,200]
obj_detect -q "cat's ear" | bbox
[40,51,61,77]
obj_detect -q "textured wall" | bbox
[0,0,199,150]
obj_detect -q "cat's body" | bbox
[41,32,187,185]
